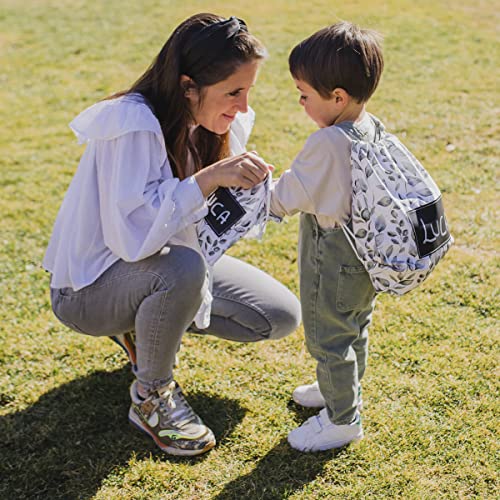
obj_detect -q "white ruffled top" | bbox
[43,93,255,328]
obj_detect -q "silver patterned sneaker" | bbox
[128,380,216,456]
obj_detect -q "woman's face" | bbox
[185,60,260,134]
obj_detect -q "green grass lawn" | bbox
[1,0,498,498]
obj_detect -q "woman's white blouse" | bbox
[43,93,255,327]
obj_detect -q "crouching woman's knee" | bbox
[267,294,302,340]
[154,246,207,298]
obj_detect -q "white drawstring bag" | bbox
[339,122,453,295]
[197,174,272,265]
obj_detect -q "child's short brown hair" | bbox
[289,21,384,102]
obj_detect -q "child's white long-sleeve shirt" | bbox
[270,112,376,228]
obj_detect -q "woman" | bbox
[43,13,301,456]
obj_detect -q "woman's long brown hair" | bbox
[109,13,266,179]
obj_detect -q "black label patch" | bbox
[408,197,451,258]
[205,187,246,237]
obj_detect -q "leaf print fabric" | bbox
[197,174,272,266]
[340,125,453,295]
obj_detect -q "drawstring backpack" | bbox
[338,119,453,295]
[197,173,272,265]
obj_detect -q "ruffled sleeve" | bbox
[69,94,163,145]
[72,95,207,262]
[96,132,207,261]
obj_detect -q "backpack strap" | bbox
[335,114,385,143]
[334,125,355,143]
[341,223,365,262]
[335,126,366,260]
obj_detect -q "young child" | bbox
[270,21,385,452]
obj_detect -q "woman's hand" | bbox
[194,151,271,197]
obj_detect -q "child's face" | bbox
[294,78,342,128]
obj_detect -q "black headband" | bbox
[181,17,248,76]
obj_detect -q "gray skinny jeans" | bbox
[50,246,301,391]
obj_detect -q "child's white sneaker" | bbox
[292,382,364,411]
[287,408,363,452]
[292,381,325,407]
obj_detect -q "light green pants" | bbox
[299,213,377,424]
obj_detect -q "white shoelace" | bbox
[155,383,197,425]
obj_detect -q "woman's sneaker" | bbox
[110,332,137,373]
[287,408,363,452]
[292,382,363,411]
[128,380,216,456]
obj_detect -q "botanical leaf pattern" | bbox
[345,131,453,295]
[197,174,271,266]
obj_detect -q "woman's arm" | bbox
[96,131,271,262]
[96,131,207,261]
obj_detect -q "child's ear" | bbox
[332,88,350,106]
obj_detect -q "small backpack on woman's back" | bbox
[339,119,453,295]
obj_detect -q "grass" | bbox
[0,0,498,498]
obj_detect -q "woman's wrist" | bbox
[194,166,220,198]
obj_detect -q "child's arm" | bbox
[270,169,314,219]
[270,128,348,220]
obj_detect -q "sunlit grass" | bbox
[1,0,498,498]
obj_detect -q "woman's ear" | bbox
[180,75,196,98]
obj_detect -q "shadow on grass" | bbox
[0,366,246,499]
[214,400,347,499]
[286,397,322,421]
[214,436,347,500]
